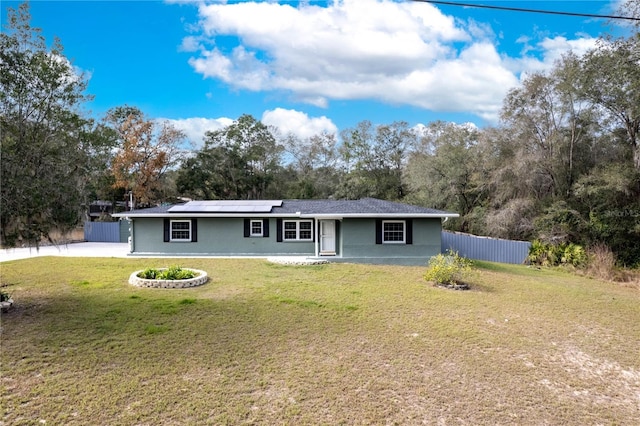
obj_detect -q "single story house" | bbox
[113,198,458,265]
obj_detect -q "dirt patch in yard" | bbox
[541,346,640,411]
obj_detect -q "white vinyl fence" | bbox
[441,231,531,264]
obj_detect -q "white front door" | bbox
[320,220,336,255]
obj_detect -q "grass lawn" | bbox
[1,257,639,425]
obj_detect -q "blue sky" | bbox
[2,0,630,146]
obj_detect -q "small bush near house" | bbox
[137,266,197,280]
[424,250,473,288]
[527,240,587,268]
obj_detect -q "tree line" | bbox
[1,2,639,265]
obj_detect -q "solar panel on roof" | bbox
[168,200,282,214]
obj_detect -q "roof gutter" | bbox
[302,213,460,219]
[114,212,459,219]
[112,212,305,219]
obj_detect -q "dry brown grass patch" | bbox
[584,244,640,289]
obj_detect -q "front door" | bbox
[320,220,336,255]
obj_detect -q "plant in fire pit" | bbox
[1,288,14,312]
[0,289,11,302]
[137,266,197,280]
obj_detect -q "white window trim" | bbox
[283,219,313,241]
[250,220,263,237]
[170,219,191,242]
[382,220,405,244]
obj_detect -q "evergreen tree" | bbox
[1,3,94,247]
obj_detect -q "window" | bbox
[282,220,313,241]
[375,219,412,245]
[299,221,312,240]
[382,220,405,243]
[250,220,263,237]
[244,219,269,238]
[170,220,191,242]
[164,219,197,243]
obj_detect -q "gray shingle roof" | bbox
[122,204,176,215]
[274,198,451,215]
[114,198,456,217]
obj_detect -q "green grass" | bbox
[1,257,639,425]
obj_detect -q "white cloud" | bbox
[262,108,338,140]
[161,111,336,148]
[508,35,599,78]
[184,0,602,123]
[413,120,478,138]
[49,52,89,85]
[161,117,234,147]
[179,35,201,52]
[538,36,598,64]
[386,42,520,121]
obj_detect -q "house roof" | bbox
[113,198,458,219]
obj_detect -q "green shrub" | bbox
[1,290,11,302]
[160,266,197,280]
[561,243,587,267]
[138,268,159,279]
[424,251,473,286]
[527,240,553,267]
[527,240,587,268]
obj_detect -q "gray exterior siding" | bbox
[128,216,442,265]
[338,218,441,265]
[117,198,455,265]
[119,220,130,243]
[131,217,315,256]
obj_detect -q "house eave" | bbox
[112,212,303,219]
[302,213,460,219]
[114,212,460,220]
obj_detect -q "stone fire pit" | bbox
[129,268,208,289]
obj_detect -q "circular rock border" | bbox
[0,298,14,313]
[434,282,470,291]
[129,268,208,289]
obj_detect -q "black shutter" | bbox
[191,219,198,242]
[244,219,250,237]
[406,219,412,245]
[276,219,283,242]
[312,220,316,242]
[375,219,382,244]
[164,219,170,242]
[263,219,269,237]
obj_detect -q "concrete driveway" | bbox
[0,242,130,263]
[0,242,318,264]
